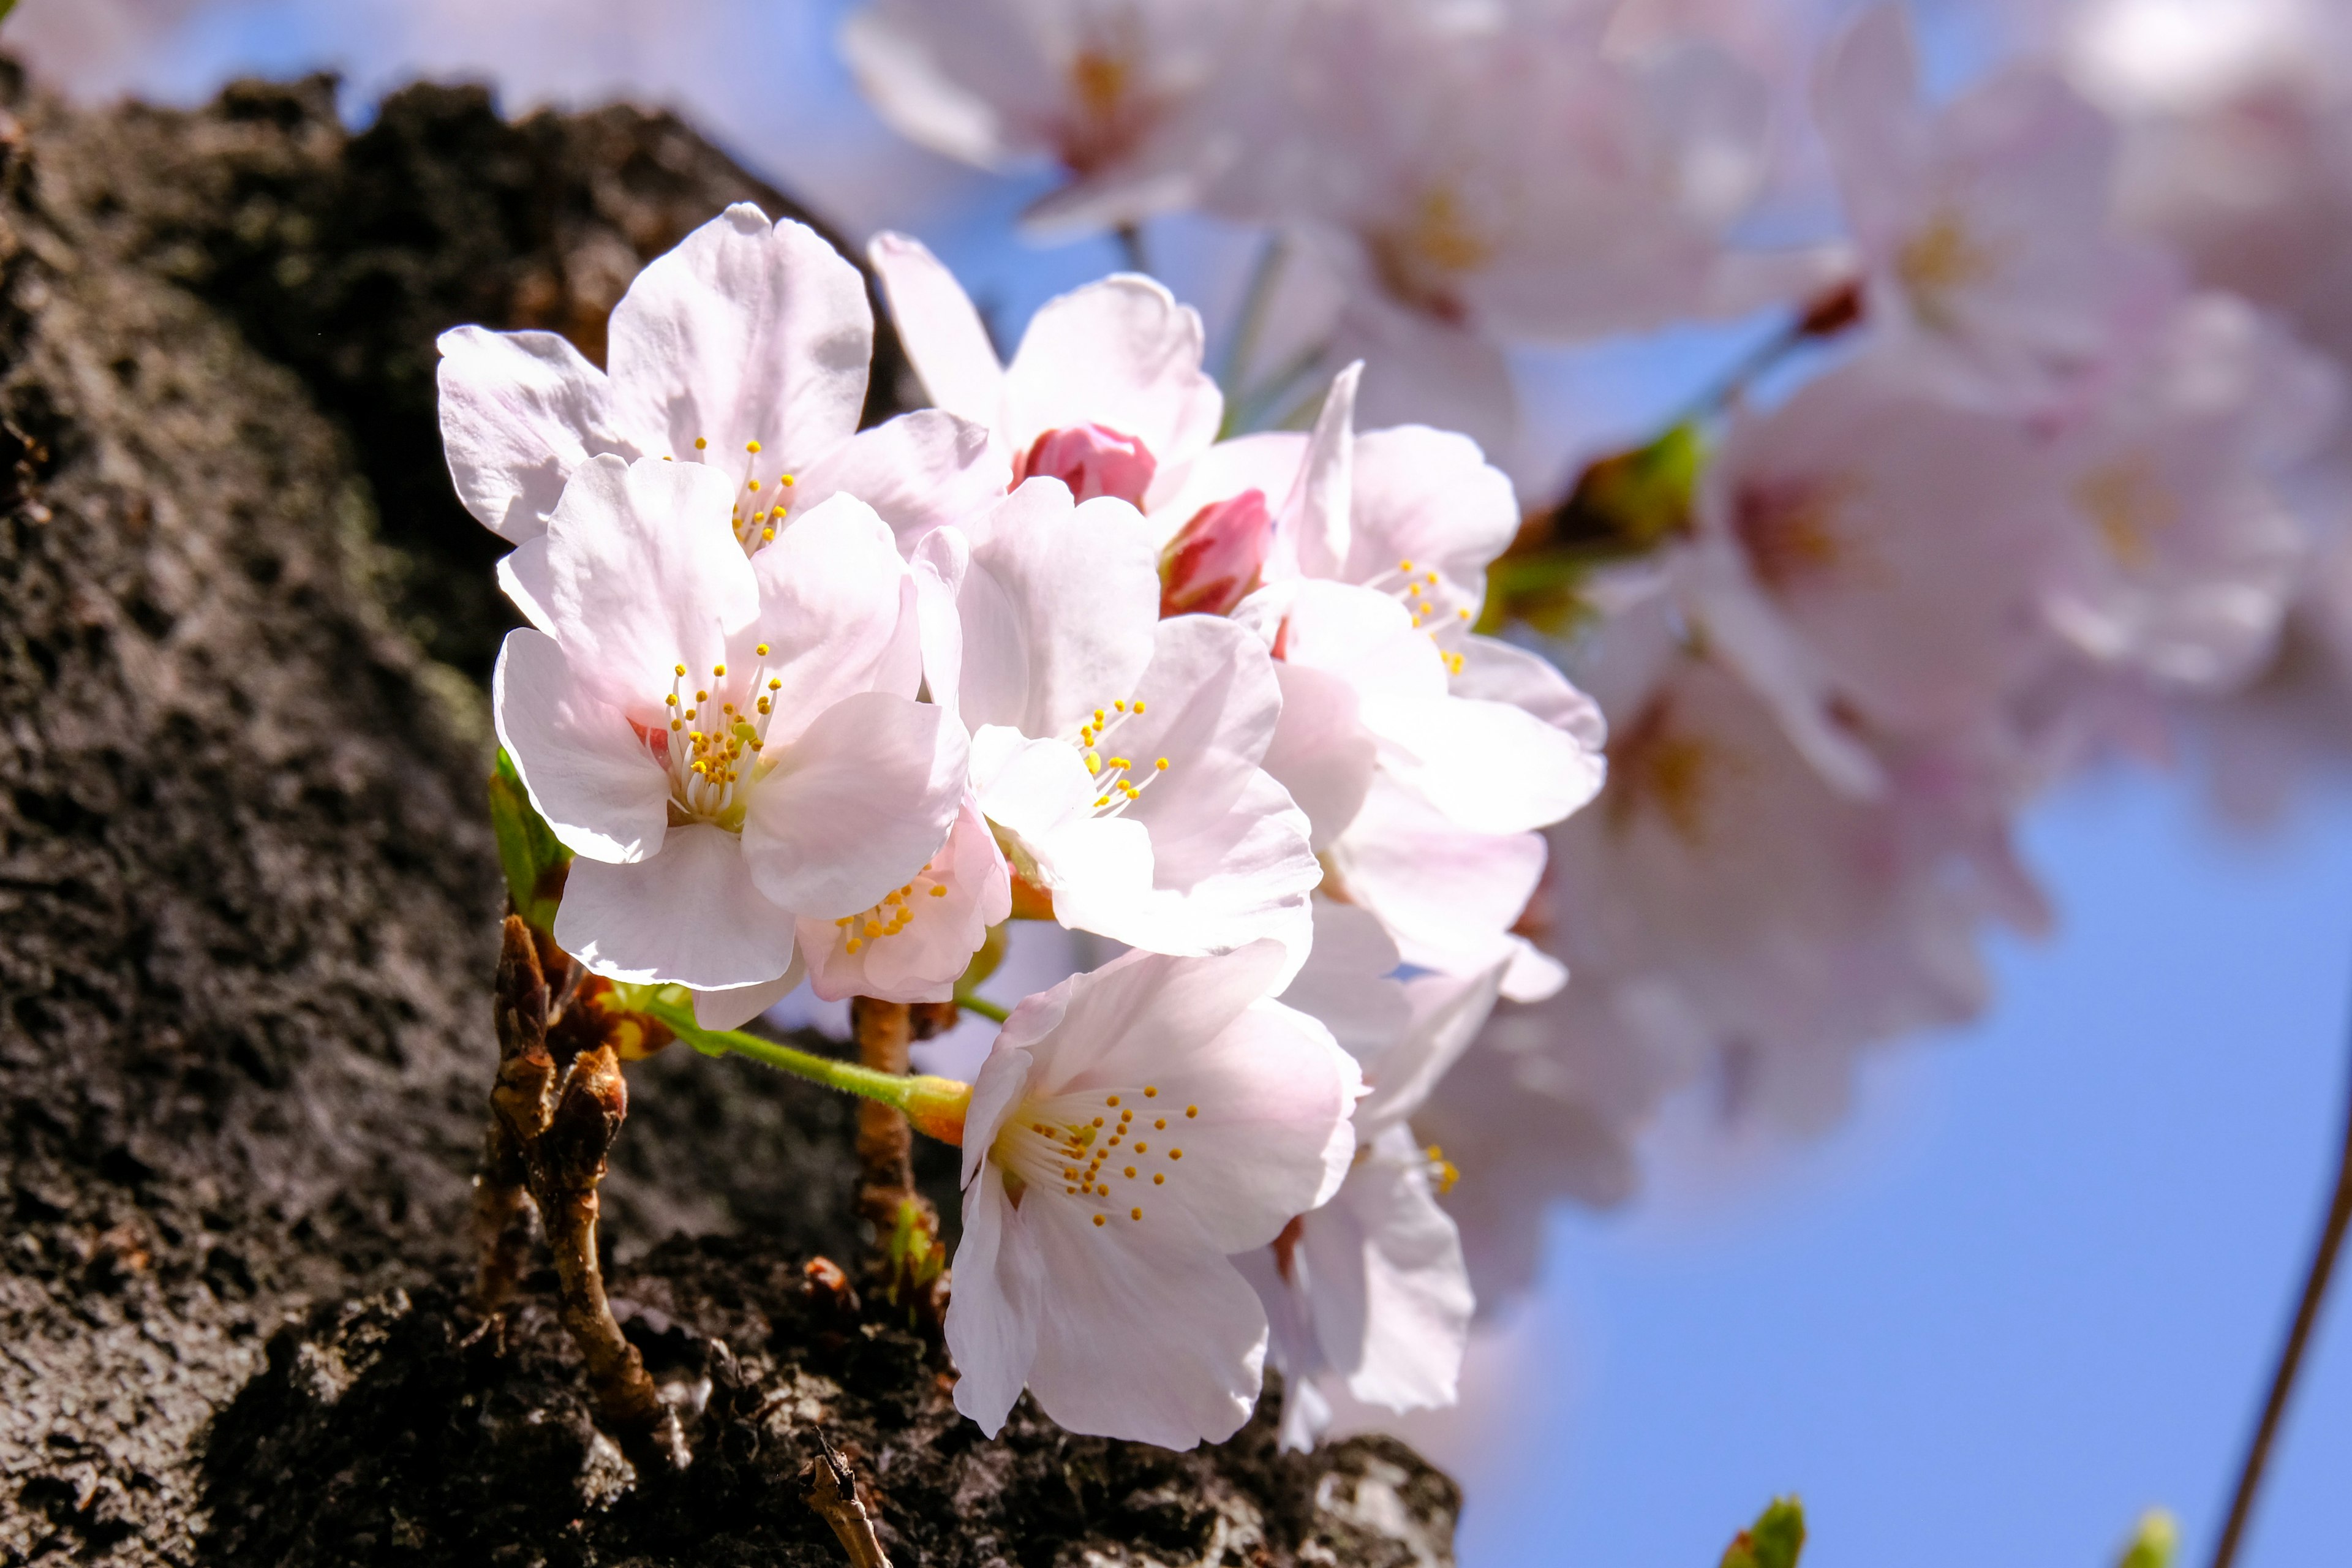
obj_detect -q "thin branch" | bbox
[804,1427,892,1567]
[1114,220,1150,277]
[2207,1022,2352,1568]
[1217,232,1290,426]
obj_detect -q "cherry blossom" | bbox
[1208,1,1779,345]
[840,0,1267,231]
[1520,586,2043,1137]
[944,940,1361,1449]
[796,793,1012,1004]
[1673,347,2067,791]
[437,203,1005,622]
[492,454,967,1018]
[925,478,1321,974]
[1814,4,2180,409]
[1242,903,1497,1451]
[1221,369,1608,993]
[869,231,1221,511]
[2038,291,2339,692]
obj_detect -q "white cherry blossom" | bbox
[945,940,1361,1449]
[1209,1,1779,345]
[840,0,1267,231]
[925,478,1321,975]
[492,454,967,1015]
[1675,347,2067,791]
[1219,369,1607,993]
[1242,903,1496,1451]
[869,231,1222,512]
[1814,4,2180,410]
[1524,587,2042,1139]
[797,793,1012,1004]
[2038,290,2339,692]
[437,203,1006,617]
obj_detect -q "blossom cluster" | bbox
[842,0,2352,1321]
[442,203,1604,1448]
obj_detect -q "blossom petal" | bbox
[1361,691,1606,835]
[495,536,557,635]
[1112,614,1285,833]
[957,480,1160,736]
[1069,770,1319,980]
[692,951,806,1031]
[435,325,620,542]
[1452,635,1608,747]
[946,1159,1044,1439]
[1261,662,1378,851]
[1276,361,1359,583]
[1007,275,1223,469]
[1279,899,1408,1061]
[605,205,871,472]
[1343,424,1518,611]
[1017,1199,1270,1448]
[741,692,965,918]
[491,629,668,864]
[1303,1125,1473,1413]
[789,409,1010,551]
[1333,783,1547,979]
[556,823,797,990]
[750,492,922,741]
[868,231,1010,428]
[1144,431,1308,551]
[544,454,757,717]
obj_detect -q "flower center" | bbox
[649,646,785,831]
[990,1084,1199,1227]
[1366,186,1491,324]
[1069,699,1171,816]
[1733,477,1853,594]
[668,436,797,554]
[1604,694,1724,847]
[2072,458,2173,571]
[831,861,956,956]
[1362,558,1473,674]
[1894,208,1997,333]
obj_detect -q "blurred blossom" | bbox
[841,0,1271,232]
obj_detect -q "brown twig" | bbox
[851,997,918,1230]
[470,1117,535,1314]
[2207,1035,2352,1568]
[850,996,947,1323]
[804,1427,892,1568]
[484,915,687,1476]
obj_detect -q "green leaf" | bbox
[1476,421,1705,636]
[1720,1496,1806,1568]
[2114,1510,2177,1568]
[488,748,571,933]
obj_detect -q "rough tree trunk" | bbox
[0,63,1459,1567]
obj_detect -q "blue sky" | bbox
[1459,771,2352,1566]
[39,4,2352,1562]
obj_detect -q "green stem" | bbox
[638,995,946,1117]
[1218,232,1291,431]
[956,993,1010,1024]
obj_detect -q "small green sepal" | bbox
[489,747,571,933]
[1720,1495,1805,1568]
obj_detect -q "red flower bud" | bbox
[1016,422,1157,505]
[1158,489,1272,619]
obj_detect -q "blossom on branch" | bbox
[945,941,1361,1449]
[437,203,1006,618]
[927,478,1322,978]
[492,455,967,1025]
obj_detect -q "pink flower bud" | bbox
[1016,422,1157,505]
[1158,489,1273,619]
